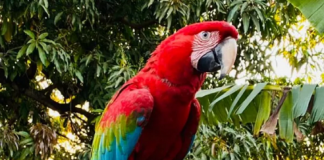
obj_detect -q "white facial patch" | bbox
[220,38,237,75]
[191,31,219,69]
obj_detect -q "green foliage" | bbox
[187,124,262,160]
[187,122,324,160]
[288,0,324,34]
[30,123,57,159]
[254,91,271,136]
[0,123,57,160]
[278,91,294,142]
[310,87,324,123]
[236,83,267,114]
[0,0,323,159]
[0,126,19,158]
[293,84,317,118]
[196,82,324,146]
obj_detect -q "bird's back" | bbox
[127,72,202,160]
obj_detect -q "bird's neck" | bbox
[140,61,206,93]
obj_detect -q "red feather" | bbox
[93,21,238,160]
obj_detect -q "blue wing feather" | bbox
[187,135,195,154]
[94,122,144,160]
[91,86,153,160]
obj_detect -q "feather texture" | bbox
[91,21,238,160]
[91,84,153,160]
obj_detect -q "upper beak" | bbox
[197,37,237,79]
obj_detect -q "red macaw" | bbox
[91,21,238,160]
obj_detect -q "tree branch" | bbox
[260,87,290,135]
[41,84,58,95]
[11,83,95,119]
[74,113,88,124]
[57,132,81,144]
[118,17,157,29]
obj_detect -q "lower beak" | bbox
[197,37,237,79]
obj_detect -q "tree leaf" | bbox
[292,85,300,106]
[4,67,8,78]
[158,7,169,22]
[230,0,243,7]
[167,8,173,18]
[19,138,33,145]
[199,96,210,124]
[293,84,317,118]
[195,84,234,98]
[1,20,7,35]
[10,70,17,81]
[37,45,47,65]
[75,70,84,83]
[240,2,248,15]
[54,58,61,73]
[115,77,124,88]
[96,65,101,77]
[261,88,290,135]
[108,68,124,81]
[103,62,108,74]
[227,84,248,119]
[37,61,43,73]
[236,83,267,114]
[240,97,259,124]
[18,148,31,160]
[186,7,191,21]
[242,13,250,34]
[253,91,271,136]
[16,131,30,138]
[227,5,240,22]
[91,109,104,113]
[167,16,172,30]
[254,7,264,22]
[209,84,244,110]
[310,87,324,123]
[44,0,49,8]
[39,42,49,53]
[17,45,28,59]
[279,91,294,142]
[288,0,324,33]
[234,144,240,153]
[148,0,154,7]
[54,12,64,25]
[252,16,260,32]
[27,39,35,44]
[26,42,36,55]
[38,33,48,39]
[38,4,44,19]
[4,22,13,42]
[41,39,56,44]
[40,4,50,17]
[0,36,4,48]
[212,96,231,122]
[86,54,93,66]
[24,30,35,39]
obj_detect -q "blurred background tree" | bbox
[0,0,323,159]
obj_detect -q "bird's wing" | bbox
[91,83,154,160]
[175,99,201,160]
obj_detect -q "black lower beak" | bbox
[197,45,222,73]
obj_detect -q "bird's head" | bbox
[148,21,238,84]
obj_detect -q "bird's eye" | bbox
[199,31,210,40]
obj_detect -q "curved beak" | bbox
[197,37,237,79]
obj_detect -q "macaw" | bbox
[91,21,238,160]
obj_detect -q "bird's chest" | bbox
[146,83,195,135]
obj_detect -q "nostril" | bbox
[212,47,221,65]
